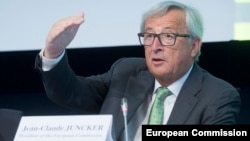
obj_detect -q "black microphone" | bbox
[121,98,128,141]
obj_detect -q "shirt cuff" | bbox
[39,49,65,71]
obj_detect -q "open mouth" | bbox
[152,58,165,65]
[152,58,164,62]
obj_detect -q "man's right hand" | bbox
[44,12,85,59]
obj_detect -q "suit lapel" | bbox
[118,69,154,141]
[167,64,202,124]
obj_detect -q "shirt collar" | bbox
[153,64,193,97]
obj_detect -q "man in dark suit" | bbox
[35,1,241,141]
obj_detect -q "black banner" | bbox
[142,125,250,140]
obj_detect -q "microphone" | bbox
[121,98,129,141]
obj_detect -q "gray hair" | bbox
[140,1,203,61]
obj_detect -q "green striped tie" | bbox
[148,87,172,124]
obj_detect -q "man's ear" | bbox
[191,38,202,57]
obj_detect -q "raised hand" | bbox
[44,12,85,59]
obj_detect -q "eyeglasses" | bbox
[137,33,191,47]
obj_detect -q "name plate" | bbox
[14,115,113,141]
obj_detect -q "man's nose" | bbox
[151,37,163,50]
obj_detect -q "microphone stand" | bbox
[121,98,129,141]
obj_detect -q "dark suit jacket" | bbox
[0,108,23,141]
[35,53,241,141]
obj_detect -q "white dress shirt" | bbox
[133,65,193,141]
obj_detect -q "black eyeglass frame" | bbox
[137,32,191,46]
